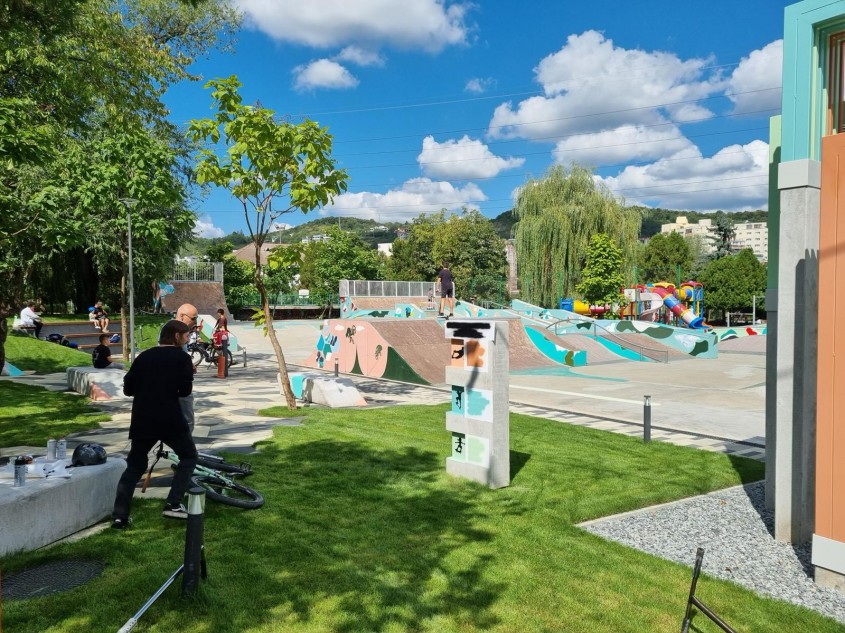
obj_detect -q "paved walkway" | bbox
[2,319,766,483]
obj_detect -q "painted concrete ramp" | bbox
[303,317,563,386]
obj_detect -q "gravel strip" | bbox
[580,482,845,624]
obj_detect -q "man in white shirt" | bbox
[20,302,43,338]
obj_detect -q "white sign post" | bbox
[443,320,510,489]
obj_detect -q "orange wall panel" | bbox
[817,133,845,541]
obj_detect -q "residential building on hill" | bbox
[660,216,768,261]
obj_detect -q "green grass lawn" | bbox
[0,381,110,448]
[1,404,841,632]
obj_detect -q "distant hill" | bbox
[188,206,769,256]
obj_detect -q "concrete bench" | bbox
[286,372,367,408]
[0,458,125,556]
[67,366,127,401]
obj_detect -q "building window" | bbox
[828,32,845,134]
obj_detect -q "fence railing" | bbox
[339,280,435,297]
[171,262,223,283]
[240,292,339,307]
[547,318,669,363]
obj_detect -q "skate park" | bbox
[290,281,766,459]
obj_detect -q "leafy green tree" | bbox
[265,243,305,301]
[0,0,240,372]
[384,212,444,281]
[699,249,766,319]
[708,212,736,259]
[187,76,348,409]
[384,209,507,301]
[638,232,693,284]
[514,164,641,307]
[434,209,507,301]
[576,234,626,312]
[301,226,383,295]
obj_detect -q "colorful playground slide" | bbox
[649,285,705,329]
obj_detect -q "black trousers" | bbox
[32,321,42,338]
[112,432,198,520]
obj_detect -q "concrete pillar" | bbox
[774,159,820,544]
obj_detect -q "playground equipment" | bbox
[623,282,706,329]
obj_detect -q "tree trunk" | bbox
[254,241,296,410]
[0,315,7,376]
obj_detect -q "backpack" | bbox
[47,333,78,349]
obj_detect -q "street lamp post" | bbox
[120,198,139,362]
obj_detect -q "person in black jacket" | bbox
[111,320,197,528]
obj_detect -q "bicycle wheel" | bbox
[189,347,207,368]
[191,475,264,509]
[195,454,252,476]
[224,350,233,368]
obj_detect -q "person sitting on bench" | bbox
[92,334,125,370]
[19,301,43,338]
[91,302,110,332]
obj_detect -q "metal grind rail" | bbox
[116,488,208,632]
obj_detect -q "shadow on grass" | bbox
[203,439,505,633]
[510,449,531,479]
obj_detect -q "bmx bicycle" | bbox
[187,339,234,370]
[142,442,264,509]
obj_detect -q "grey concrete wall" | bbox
[774,159,820,544]
[0,459,125,556]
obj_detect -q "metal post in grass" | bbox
[182,487,207,597]
[643,395,651,443]
[681,548,738,633]
[334,354,339,377]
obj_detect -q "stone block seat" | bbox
[67,366,127,401]
[0,458,125,556]
[41,320,125,355]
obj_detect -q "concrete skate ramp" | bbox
[350,297,428,311]
[527,327,628,365]
[160,281,231,319]
[373,320,452,384]
[718,334,766,354]
[608,333,690,362]
[303,317,561,386]
[507,320,559,371]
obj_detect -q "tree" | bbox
[513,164,641,307]
[699,249,766,319]
[708,212,736,259]
[0,0,240,374]
[187,76,348,409]
[638,232,693,284]
[301,226,382,295]
[576,234,626,312]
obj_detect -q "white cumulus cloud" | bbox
[727,40,783,115]
[324,178,486,221]
[465,77,495,94]
[487,30,725,165]
[234,0,472,52]
[337,45,385,67]
[417,135,525,179]
[552,124,694,166]
[294,59,359,91]
[597,140,770,211]
[193,216,225,239]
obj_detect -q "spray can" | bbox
[57,438,67,460]
[47,438,57,461]
[14,456,26,487]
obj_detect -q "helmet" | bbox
[71,443,107,466]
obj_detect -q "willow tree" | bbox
[514,164,641,307]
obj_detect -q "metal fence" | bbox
[171,262,223,283]
[339,280,436,297]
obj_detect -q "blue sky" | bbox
[164,1,792,237]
